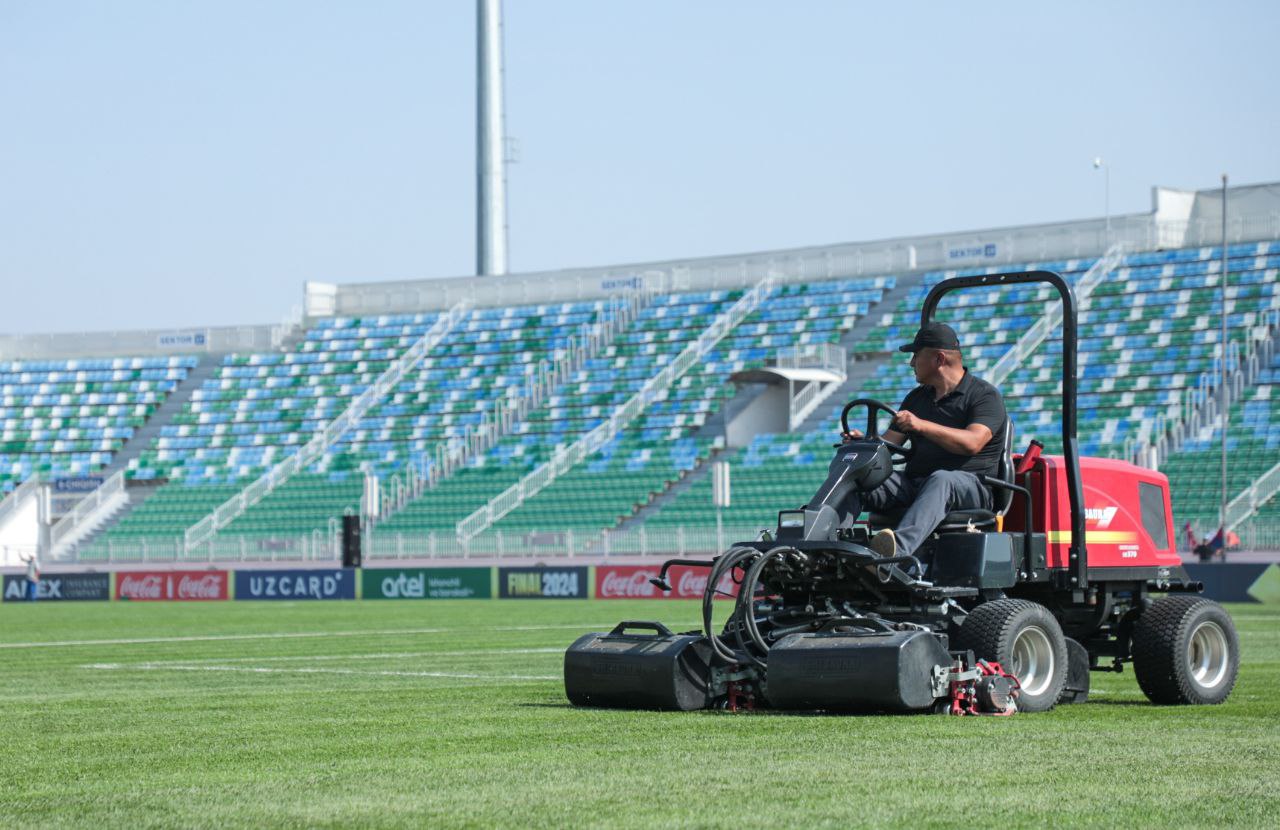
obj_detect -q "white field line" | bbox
[129,648,565,665]
[0,622,699,651]
[83,663,559,682]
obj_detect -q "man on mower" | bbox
[841,322,1007,558]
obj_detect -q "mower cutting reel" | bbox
[565,270,1240,714]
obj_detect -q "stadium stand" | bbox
[1163,346,1280,529]
[641,243,1280,535]
[0,356,197,492]
[5,181,1278,562]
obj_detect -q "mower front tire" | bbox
[1132,596,1239,705]
[956,599,1068,713]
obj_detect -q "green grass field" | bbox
[2,600,1278,828]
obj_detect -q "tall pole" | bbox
[1220,174,1229,548]
[476,0,509,276]
[1093,157,1110,245]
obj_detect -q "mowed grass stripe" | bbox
[1,600,1277,828]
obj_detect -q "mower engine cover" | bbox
[564,621,713,711]
[766,628,952,711]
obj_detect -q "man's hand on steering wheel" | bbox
[891,410,922,434]
[839,428,864,442]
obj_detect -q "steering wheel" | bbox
[839,398,913,459]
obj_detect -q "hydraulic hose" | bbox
[703,546,759,664]
[740,549,786,656]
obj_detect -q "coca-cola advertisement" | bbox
[595,564,741,600]
[115,570,229,601]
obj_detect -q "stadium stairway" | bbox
[471,276,899,540]
[67,356,239,552]
[838,269,923,354]
[100,356,223,478]
[68,479,167,555]
[610,273,924,538]
[795,354,893,435]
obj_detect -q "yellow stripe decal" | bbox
[1046,530,1139,544]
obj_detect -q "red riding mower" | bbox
[565,271,1240,714]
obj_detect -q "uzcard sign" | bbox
[3,572,110,602]
[595,564,738,600]
[116,571,228,601]
[235,568,354,601]
[362,568,491,600]
[498,566,589,599]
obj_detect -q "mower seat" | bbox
[869,416,1014,533]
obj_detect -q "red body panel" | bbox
[1004,454,1180,571]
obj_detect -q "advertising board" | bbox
[3,572,110,602]
[362,568,491,599]
[116,571,229,601]
[498,566,589,599]
[594,563,739,600]
[234,569,355,601]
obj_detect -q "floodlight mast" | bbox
[477,0,509,276]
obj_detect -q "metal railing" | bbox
[986,243,1126,389]
[1128,308,1280,469]
[774,343,847,373]
[1225,460,1280,532]
[368,277,665,527]
[71,533,340,565]
[777,344,848,430]
[183,300,471,552]
[0,476,41,532]
[48,470,127,556]
[269,304,305,349]
[454,275,777,542]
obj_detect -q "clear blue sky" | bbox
[1,1,1276,334]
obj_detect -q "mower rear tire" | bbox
[956,599,1067,713]
[1132,596,1239,705]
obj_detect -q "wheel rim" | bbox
[1187,620,1230,689]
[1012,625,1055,697]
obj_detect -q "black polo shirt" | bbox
[900,370,1007,480]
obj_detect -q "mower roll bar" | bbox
[921,270,1088,589]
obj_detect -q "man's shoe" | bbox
[869,528,897,558]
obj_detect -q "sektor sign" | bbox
[116,571,228,601]
[235,569,354,601]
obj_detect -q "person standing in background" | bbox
[20,552,40,601]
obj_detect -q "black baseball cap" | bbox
[898,322,961,353]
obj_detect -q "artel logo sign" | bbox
[362,568,491,600]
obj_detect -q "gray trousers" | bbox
[846,469,992,555]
